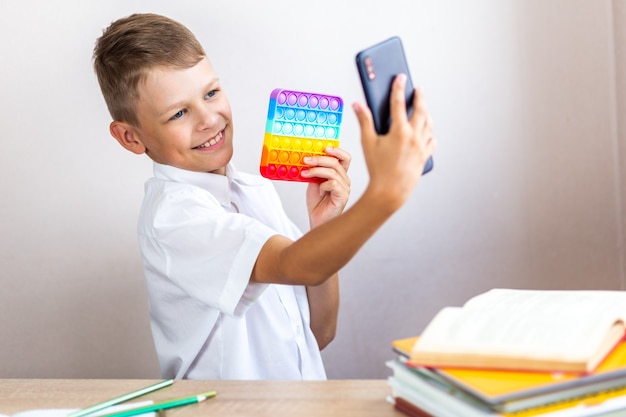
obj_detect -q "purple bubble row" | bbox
[276,91,342,111]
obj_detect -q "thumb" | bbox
[352,102,376,150]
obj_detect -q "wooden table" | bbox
[0,379,404,417]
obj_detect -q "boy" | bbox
[93,13,435,380]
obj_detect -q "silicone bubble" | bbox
[260,88,343,183]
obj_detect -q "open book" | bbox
[409,289,626,373]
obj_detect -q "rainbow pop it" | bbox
[260,88,343,183]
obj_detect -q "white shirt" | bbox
[138,162,326,380]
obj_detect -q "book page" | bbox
[414,289,626,361]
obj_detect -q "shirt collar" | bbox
[152,162,242,207]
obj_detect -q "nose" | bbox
[196,102,218,131]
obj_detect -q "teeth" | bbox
[197,131,223,148]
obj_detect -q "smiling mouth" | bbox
[193,130,224,149]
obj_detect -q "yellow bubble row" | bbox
[265,135,338,152]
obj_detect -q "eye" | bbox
[169,109,186,121]
[205,90,217,99]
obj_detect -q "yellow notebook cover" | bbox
[392,336,626,411]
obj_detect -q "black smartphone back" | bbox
[355,36,433,175]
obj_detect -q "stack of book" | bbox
[387,289,626,417]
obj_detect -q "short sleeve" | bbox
[139,180,276,316]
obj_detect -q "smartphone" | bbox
[355,36,433,175]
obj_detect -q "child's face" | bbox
[131,57,233,174]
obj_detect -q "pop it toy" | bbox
[260,88,343,182]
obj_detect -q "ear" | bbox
[109,121,147,155]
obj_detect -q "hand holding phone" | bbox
[355,36,434,175]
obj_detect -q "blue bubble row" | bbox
[272,122,339,139]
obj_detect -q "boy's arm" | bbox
[251,74,435,287]
[306,273,339,350]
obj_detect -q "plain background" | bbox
[1,0,625,379]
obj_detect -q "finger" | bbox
[352,102,377,152]
[304,153,350,182]
[409,87,429,132]
[322,146,352,171]
[317,177,350,200]
[389,73,409,128]
[352,101,373,130]
[426,113,434,131]
[302,164,350,187]
[426,136,437,156]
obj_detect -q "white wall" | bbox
[0,0,623,379]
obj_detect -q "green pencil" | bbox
[95,391,217,417]
[67,379,174,417]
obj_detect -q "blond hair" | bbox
[93,13,205,126]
